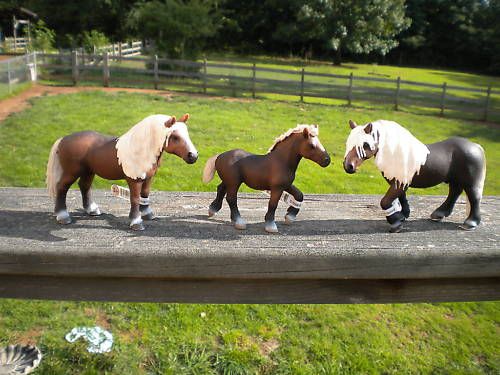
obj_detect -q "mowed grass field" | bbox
[0,90,499,374]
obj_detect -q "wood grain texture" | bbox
[0,188,498,303]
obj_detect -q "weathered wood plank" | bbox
[0,188,498,303]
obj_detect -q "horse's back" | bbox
[57,131,117,176]
[423,137,485,187]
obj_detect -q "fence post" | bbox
[71,50,79,86]
[483,85,492,122]
[7,60,12,94]
[118,43,122,61]
[203,58,207,94]
[33,51,37,82]
[103,52,110,87]
[154,55,159,90]
[252,63,256,99]
[300,68,305,102]
[395,76,401,111]
[440,82,447,116]
[348,72,353,106]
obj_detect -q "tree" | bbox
[128,0,218,60]
[297,0,410,64]
[29,20,55,52]
[81,30,109,53]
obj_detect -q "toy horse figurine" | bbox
[202,124,331,233]
[343,120,486,232]
[46,113,198,230]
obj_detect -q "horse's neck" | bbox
[269,136,302,171]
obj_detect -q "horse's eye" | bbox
[171,135,179,142]
[363,142,370,150]
[309,143,316,149]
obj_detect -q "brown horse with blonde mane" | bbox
[202,124,330,233]
[46,113,198,230]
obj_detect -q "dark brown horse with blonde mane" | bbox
[343,119,486,233]
[202,124,330,233]
[46,113,198,230]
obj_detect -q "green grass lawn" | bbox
[0,90,499,374]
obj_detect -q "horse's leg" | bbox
[380,184,406,233]
[226,183,245,229]
[399,189,411,219]
[79,173,101,216]
[430,184,463,222]
[127,179,144,231]
[208,182,226,217]
[461,186,481,230]
[284,184,303,224]
[54,173,79,224]
[140,178,155,220]
[265,188,283,233]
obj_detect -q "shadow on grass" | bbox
[0,209,464,244]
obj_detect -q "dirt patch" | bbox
[0,84,252,123]
[15,327,44,345]
[84,307,112,329]
[259,338,280,357]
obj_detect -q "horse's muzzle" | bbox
[320,154,331,167]
[343,160,356,174]
[185,152,198,164]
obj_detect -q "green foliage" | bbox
[129,0,217,60]
[82,30,110,53]
[29,20,56,53]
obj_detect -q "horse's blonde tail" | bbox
[477,144,487,200]
[202,154,219,184]
[46,138,63,199]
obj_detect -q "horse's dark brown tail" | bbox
[202,154,219,184]
[46,138,63,199]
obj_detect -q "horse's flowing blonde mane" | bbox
[347,120,430,187]
[116,114,173,179]
[268,124,319,153]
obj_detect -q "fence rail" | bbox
[0,53,37,97]
[34,51,500,122]
[1,37,29,52]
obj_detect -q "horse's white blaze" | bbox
[171,122,198,157]
[312,136,326,152]
[345,120,430,187]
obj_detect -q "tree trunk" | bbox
[333,48,342,65]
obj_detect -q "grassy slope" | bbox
[0,91,498,195]
[0,91,499,374]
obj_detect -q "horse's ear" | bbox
[364,123,373,134]
[303,127,310,138]
[180,113,190,123]
[349,120,357,129]
[165,116,176,128]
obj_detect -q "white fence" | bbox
[1,37,29,52]
[0,53,37,97]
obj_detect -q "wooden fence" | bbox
[36,51,500,122]
[0,189,499,303]
[1,37,29,52]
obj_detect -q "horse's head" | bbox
[164,114,198,164]
[297,125,331,167]
[343,120,378,174]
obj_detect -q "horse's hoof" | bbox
[265,221,279,233]
[389,222,403,233]
[430,212,445,221]
[56,211,72,225]
[459,221,479,231]
[86,203,101,216]
[233,217,246,230]
[57,216,72,225]
[141,212,156,221]
[208,208,217,217]
[284,214,296,225]
[130,222,145,231]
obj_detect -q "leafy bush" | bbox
[82,30,109,54]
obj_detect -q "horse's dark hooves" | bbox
[389,223,404,233]
[430,212,446,222]
[130,222,145,231]
[459,222,479,231]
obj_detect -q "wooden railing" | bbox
[0,189,499,303]
[35,51,500,123]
